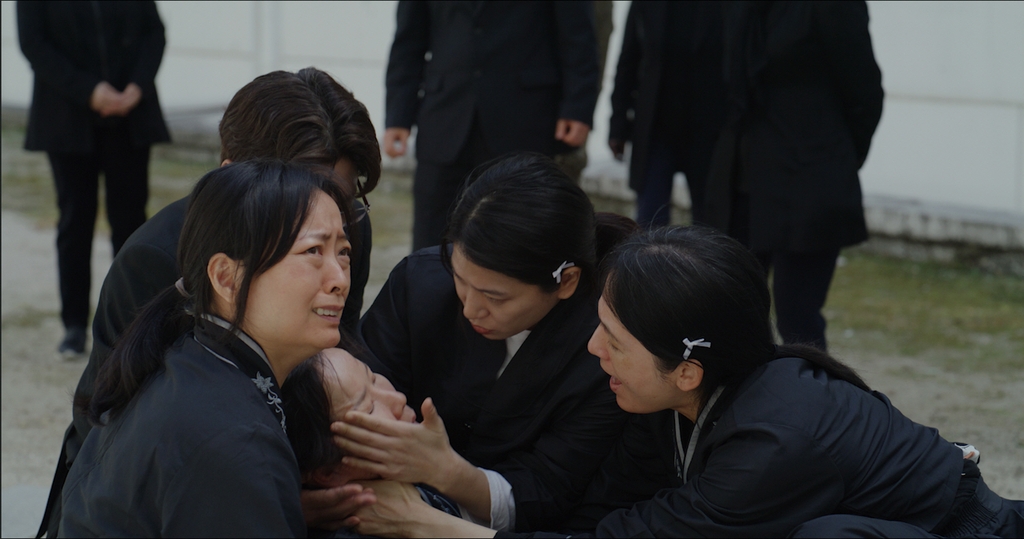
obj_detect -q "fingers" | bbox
[554,118,569,141]
[384,128,409,158]
[300,484,377,530]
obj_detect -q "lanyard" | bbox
[674,385,725,484]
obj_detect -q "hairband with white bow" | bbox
[552,261,575,284]
[682,337,711,360]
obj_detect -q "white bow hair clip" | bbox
[552,261,575,284]
[682,337,711,360]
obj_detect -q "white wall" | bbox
[2,0,1022,218]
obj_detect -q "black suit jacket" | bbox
[608,1,727,192]
[359,248,628,531]
[42,197,371,535]
[17,1,170,153]
[705,1,884,253]
[566,358,963,536]
[385,1,599,164]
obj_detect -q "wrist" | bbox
[432,449,472,493]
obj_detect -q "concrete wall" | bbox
[3,1,1022,233]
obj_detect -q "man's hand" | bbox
[90,82,143,117]
[89,81,120,116]
[383,127,411,158]
[609,138,626,161]
[300,483,377,531]
[555,118,590,147]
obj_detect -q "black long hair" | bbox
[601,226,869,409]
[441,153,637,295]
[280,355,344,478]
[78,160,353,425]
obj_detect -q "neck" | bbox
[672,391,703,423]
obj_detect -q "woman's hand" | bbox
[347,481,496,539]
[300,483,377,530]
[332,398,460,488]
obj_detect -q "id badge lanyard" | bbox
[674,385,725,484]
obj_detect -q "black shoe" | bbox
[59,326,87,357]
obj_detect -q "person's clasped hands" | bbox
[89,81,142,118]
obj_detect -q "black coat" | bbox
[358,248,629,532]
[705,1,884,253]
[60,322,306,537]
[385,1,600,164]
[608,1,727,193]
[564,357,965,537]
[17,1,170,153]
[42,197,372,534]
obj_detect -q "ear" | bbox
[220,158,232,167]
[207,252,242,320]
[555,266,582,299]
[671,360,704,393]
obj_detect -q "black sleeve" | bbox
[128,1,166,98]
[552,1,600,126]
[385,1,430,129]
[608,3,641,142]
[341,210,372,334]
[16,2,99,106]
[71,240,179,458]
[161,423,306,537]
[595,424,844,537]
[815,1,884,167]
[562,414,674,531]
[494,379,629,531]
[357,257,414,394]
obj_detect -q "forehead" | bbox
[451,245,530,293]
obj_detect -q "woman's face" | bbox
[321,348,416,424]
[451,244,564,341]
[241,191,351,368]
[588,296,685,414]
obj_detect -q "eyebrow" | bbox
[452,269,507,297]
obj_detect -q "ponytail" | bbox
[75,286,193,425]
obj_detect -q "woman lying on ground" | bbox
[337,153,638,532]
[61,161,356,537]
[282,348,465,527]
[345,226,1023,538]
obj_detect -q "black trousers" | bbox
[412,116,493,252]
[47,121,150,330]
[728,193,839,351]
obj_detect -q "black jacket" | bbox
[41,197,372,536]
[608,1,727,193]
[385,1,600,164]
[359,248,629,531]
[564,357,964,537]
[17,1,170,153]
[60,322,305,537]
[705,1,884,252]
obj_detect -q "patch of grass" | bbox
[826,251,1024,372]
[0,307,59,330]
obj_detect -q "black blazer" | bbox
[359,248,629,531]
[566,358,964,536]
[385,1,600,164]
[608,1,727,192]
[61,324,305,537]
[17,1,170,153]
[43,197,372,533]
[705,1,883,253]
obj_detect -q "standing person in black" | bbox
[382,1,600,251]
[608,1,727,228]
[704,1,884,350]
[17,1,170,356]
[34,68,382,538]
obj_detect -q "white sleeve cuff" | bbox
[458,467,516,531]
